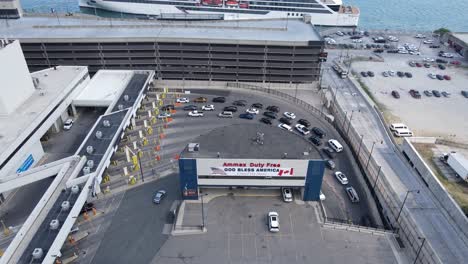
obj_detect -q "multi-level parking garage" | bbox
[0,16,326,83]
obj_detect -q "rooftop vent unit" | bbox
[32,248,43,260]
[86,146,94,154]
[83,166,91,175]
[71,185,80,194]
[32,77,40,88]
[95,131,102,139]
[87,160,94,169]
[118,104,124,110]
[61,201,70,211]
[123,94,130,102]
[103,120,111,127]
[50,219,59,230]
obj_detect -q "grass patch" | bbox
[413,143,468,215]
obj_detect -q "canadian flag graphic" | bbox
[278,168,294,176]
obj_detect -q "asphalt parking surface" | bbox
[91,174,180,264]
[151,196,396,264]
[164,89,381,226]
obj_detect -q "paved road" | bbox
[321,49,468,263]
[91,174,180,264]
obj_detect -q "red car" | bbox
[450,60,461,65]
[443,75,451,80]
[415,62,422,67]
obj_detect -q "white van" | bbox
[328,139,343,152]
[394,128,413,137]
[390,123,408,131]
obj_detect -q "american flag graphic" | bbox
[210,167,227,175]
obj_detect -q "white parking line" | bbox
[289,212,299,262]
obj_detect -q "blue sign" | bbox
[16,154,34,174]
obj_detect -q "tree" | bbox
[434,28,451,36]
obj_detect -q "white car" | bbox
[423,39,434,44]
[218,111,233,118]
[282,188,293,202]
[246,108,259,114]
[336,31,344,36]
[295,124,310,135]
[352,39,362,43]
[188,111,204,117]
[398,50,408,54]
[278,123,292,131]
[268,212,280,232]
[176,98,189,103]
[157,112,171,119]
[388,70,396,76]
[202,105,215,111]
[334,171,349,185]
[442,53,454,58]
[409,51,420,55]
[63,119,73,130]
[283,112,296,119]
[415,34,425,38]
[428,73,437,79]
[423,57,435,62]
[320,191,326,201]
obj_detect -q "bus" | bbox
[332,62,348,79]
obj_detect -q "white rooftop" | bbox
[74,70,134,107]
[0,66,88,165]
[452,32,468,45]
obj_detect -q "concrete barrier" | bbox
[401,139,468,243]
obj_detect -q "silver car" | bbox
[153,190,167,204]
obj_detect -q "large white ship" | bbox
[79,0,359,26]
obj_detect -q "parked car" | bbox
[424,90,433,97]
[428,73,437,79]
[278,123,292,131]
[388,70,396,76]
[279,117,292,125]
[251,103,263,109]
[429,45,440,48]
[212,97,226,103]
[360,71,368,77]
[409,89,421,99]
[298,119,311,127]
[435,58,448,64]
[193,97,208,103]
[432,90,441,97]
[295,124,310,135]
[188,111,204,117]
[346,187,360,203]
[312,127,326,138]
[391,90,400,99]
[183,105,198,111]
[415,62,422,67]
[397,71,405,77]
[438,64,446,70]
[161,104,175,111]
[263,111,278,119]
[157,112,171,119]
[309,136,322,146]
[266,105,280,113]
[424,63,431,68]
[202,105,215,111]
[239,113,254,120]
[461,91,468,98]
[404,72,412,78]
[450,60,461,65]
[334,171,349,185]
[246,108,259,114]
[325,160,336,170]
[436,74,444,80]
[441,91,450,97]
[223,106,238,112]
[322,147,335,159]
[408,61,416,67]
[443,75,451,80]
[153,190,167,204]
[218,111,233,118]
[63,119,73,130]
[423,57,435,62]
[260,117,273,125]
[382,71,389,77]
[268,212,280,232]
[283,112,296,119]
[176,97,189,103]
[232,100,247,106]
[281,188,293,202]
[367,71,375,77]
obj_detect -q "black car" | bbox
[360,71,368,77]
[350,35,362,39]
[223,106,238,112]
[436,58,448,64]
[260,117,273,125]
[461,91,468,98]
[298,119,311,127]
[429,45,440,48]
[438,64,446,70]
[309,136,322,146]
[212,97,226,103]
[251,103,263,109]
[365,44,372,49]
[161,104,175,111]
[397,71,405,77]
[232,100,247,106]
[80,202,95,215]
[391,90,400,99]
[266,105,280,113]
[409,89,421,99]
[432,90,441,97]
[279,117,292,125]
[424,63,431,68]
[183,105,198,111]
[325,160,336,170]
[367,71,375,77]
[322,148,336,159]
[387,49,399,53]
[239,113,254,120]
[263,111,277,119]
[404,72,413,78]
[312,127,326,138]
[373,49,384,53]
[436,74,444,80]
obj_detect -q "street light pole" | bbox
[365,141,376,170]
[201,194,206,229]
[357,134,364,158]
[137,150,145,182]
[396,190,420,224]
[413,237,426,264]
[346,110,355,135]
[372,166,382,191]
